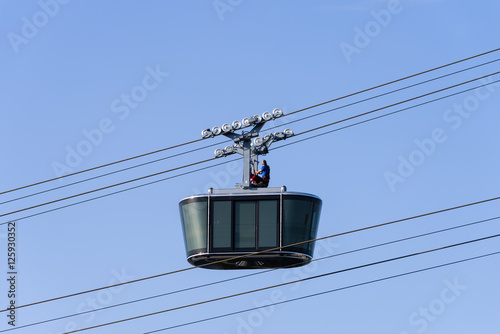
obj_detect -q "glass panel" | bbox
[212,201,232,249]
[258,200,278,248]
[235,201,256,249]
[283,197,315,254]
[307,201,322,253]
[180,199,207,254]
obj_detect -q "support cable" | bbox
[273,77,500,149]
[0,159,239,225]
[144,251,500,333]
[0,138,205,196]
[64,233,500,333]
[2,72,498,220]
[5,57,499,207]
[263,58,500,133]
[4,216,498,333]
[284,47,500,117]
[2,76,499,227]
[1,195,498,313]
[1,48,498,196]
[294,72,500,137]
[0,158,215,219]
[0,141,227,205]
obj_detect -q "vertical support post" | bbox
[242,138,252,188]
[223,122,267,189]
[207,193,211,252]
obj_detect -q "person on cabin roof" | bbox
[251,160,270,187]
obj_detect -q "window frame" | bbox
[209,195,281,252]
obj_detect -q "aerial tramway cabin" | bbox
[179,109,322,269]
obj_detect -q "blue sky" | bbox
[1,0,499,333]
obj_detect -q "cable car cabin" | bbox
[179,186,322,269]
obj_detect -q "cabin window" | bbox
[283,197,321,254]
[235,201,256,249]
[210,198,279,251]
[180,199,207,254]
[212,201,232,248]
[258,200,278,248]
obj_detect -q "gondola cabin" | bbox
[179,186,322,269]
[179,110,322,269]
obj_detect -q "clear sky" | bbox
[1,0,499,333]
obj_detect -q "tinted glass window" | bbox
[258,200,278,248]
[283,197,321,255]
[180,199,207,253]
[308,203,321,252]
[235,201,256,249]
[212,201,232,248]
